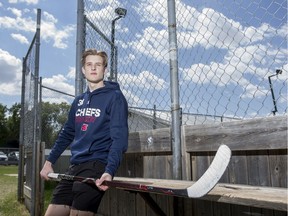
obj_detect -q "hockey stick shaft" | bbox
[48,145,231,198]
[48,172,189,197]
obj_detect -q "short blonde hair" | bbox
[81,49,108,68]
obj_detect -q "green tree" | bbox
[6,103,21,148]
[41,102,70,149]
[0,103,8,147]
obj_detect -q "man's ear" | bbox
[81,67,85,75]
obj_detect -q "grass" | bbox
[0,165,30,216]
[0,165,57,216]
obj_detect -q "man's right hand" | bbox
[40,160,54,180]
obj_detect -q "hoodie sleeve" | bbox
[105,90,128,176]
[47,100,76,164]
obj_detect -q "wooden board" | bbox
[113,177,288,211]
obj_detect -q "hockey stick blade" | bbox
[186,144,231,197]
[48,145,231,198]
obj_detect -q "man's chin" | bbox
[86,78,104,84]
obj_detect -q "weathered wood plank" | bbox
[228,151,250,215]
[269,150,287,188]
[247,150,271,186]
[127,116,287,154]
[183,115,287,152]
[206,184,287,212]
[127,128,171,154]
[112,177,288,211]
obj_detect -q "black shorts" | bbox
[51,160,106,213]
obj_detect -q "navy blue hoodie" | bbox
[47,81,128,176]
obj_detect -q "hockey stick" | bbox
[48,144,231,198]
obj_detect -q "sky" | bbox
[0,0,287,119]
[0,0,77,108]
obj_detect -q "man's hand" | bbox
[96,173,112,191]
[40,160,54,180]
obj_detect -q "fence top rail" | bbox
[127,115,287,154]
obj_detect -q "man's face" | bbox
[82,55,106,84]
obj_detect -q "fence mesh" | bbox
[22,35,37,190]
[82,0,287,130]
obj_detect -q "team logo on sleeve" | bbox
[78,99,84,106]
[81,124,88,131]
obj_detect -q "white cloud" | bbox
[7,7,22,17]
[0,15,35,31]
[9,0,38,4]
[133,0,167,25]
[11,33,29,44]
[67,67,76,79]
[0,49,22,95]
[42,74,75,99]
[43,11,58,23]
[129,27,169,62]
[0,82,21,97]
[0,49,22,83]
[40,11,75,49]
[121,88,147,107]
[119,70,167,91]
[0,9,75,49]
[181,40,286,99]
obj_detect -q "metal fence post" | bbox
[18,58,26,202]
[75,0,85,96]
[31,8,41,216]
[167,0,182,180]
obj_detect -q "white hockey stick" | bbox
[48,144,231,198]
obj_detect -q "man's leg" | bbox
[70,209,96,216]
[44,204,70,216]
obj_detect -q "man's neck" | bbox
[88,81,105,92]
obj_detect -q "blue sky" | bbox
[0,0,77,108]
[0,0,287,119]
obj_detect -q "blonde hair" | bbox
[81,49,108,68]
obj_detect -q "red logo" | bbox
[81,124,88,131]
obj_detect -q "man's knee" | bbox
[44,204,70,216]
[70,209,96,216]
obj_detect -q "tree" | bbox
[41,102,70,148]
[0,101,70,149]
[6,103,21,148]
[0,103,8,147]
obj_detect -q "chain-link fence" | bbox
[20,9,42,216]
[80,0,287,130]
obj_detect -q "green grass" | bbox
[0,165,57,216]
[43,180,58,211]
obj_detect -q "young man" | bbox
[40,49,128,216]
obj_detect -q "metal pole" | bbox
[115,46,118,82]
[18,58,26,202]
[39,77,44,214]
[268,69,282,115]
[110,17,121,81]
[31,8,41,216]
[268,75,278,115]
[167,0,182,180]
[153,105,157,129]
[75,0,85,96]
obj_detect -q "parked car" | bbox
[7,151,19,161]
[0,151,8,161]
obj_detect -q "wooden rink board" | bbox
[113,177,288,211]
